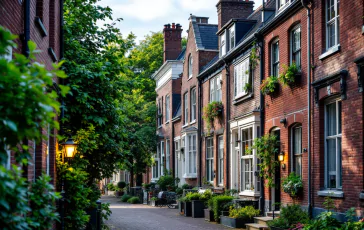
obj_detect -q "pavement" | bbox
[101,195,231,230]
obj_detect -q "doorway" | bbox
[271,128,281,211]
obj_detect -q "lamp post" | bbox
[60,137,77,230]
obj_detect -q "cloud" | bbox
[178,0,218,11]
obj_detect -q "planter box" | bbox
[150,200,158,207]
[204,209,214,222]
[192,200,205,218]
[179,201,185,215]
[220,216,253,229]
[184,202,192,217]
[221,211,229,217]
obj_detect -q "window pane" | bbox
[295,156,302,177]
[244,159,253,190]
[327,139,336,188]
[326,102,337,136]
[338,137,342,187]
[242,128,253,155]
[294,127,302,154]
[338,101,342,134]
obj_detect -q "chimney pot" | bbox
[172,23,176,29]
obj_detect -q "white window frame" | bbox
[153,144,161,180]
[184,133,197,178]
[277,0,291,12]
[291,124,302,177]
[218,136,224,185]
[326,0,340,50]
[165,95,170,123]
[229,26,235,50]
[271,39,280,77]
[160,141,165,176]
[290,25,301,70]
[188,55,193,79]
[324,99,342,190]
[166,140,170,171]
[210,75,222,102]
[184,93,188,125]
[206,137,214,183]
[220,32,226,57]
[241,127,254,192]
[191,88,196,122]
[234,57,250,99]
[157,99,162,127]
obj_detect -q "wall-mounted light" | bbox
[280,118,287,126]
[279,151,285,169]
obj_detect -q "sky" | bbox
[98,0,262,43]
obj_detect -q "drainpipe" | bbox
[60,0,64,60]
[23,0,30,57]
[198,78,202,187]
[301,0,312,217]
[224,61,231,189]
[172,122,175,180]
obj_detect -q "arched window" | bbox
[291,124,302,177]
[188,54,193,78]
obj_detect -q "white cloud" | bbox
[178,0,218,11]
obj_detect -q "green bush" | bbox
[268,204,309,229]
[117,181,126,189]
[121,194,132,202]
[183,192,200,202]
[303,211,341,230]
[107,183,116,191]
[157,175,175,191]
[127,197,140,204]
[229,206,260,219]
[175,187,183,195]
[212,195,234,222]
[282,172,303,197]
[182,183,191,190]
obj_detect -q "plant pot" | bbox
[179,201,185,215]
[221,211,229,217]
[204,209,214,222]
[192,200,205,218]
[288,73,302,87]
[220,216,253,229]
[184,202,192,217]
[150,200,158,207]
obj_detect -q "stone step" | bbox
[245,223,269,230]
[254,216,274,226]
[266,211,280,218]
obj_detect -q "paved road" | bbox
[101,196,230,230]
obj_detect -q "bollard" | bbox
[96,200,102,230]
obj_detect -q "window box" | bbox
[184,201,192,217]
[317,190,344,198]
[204,209,214,222]
[319,45,341,60]
[192,200,205,218]
[220,216,254,229]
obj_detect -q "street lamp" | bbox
[60,137,77,230]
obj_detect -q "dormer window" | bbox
[220,32,226,57]
[277,0,290,11]
[229,26,235,50]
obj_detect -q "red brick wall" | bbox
[311,0,364,213]
[262,7,309,207]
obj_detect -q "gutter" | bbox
[224,61,231,189]
[23,0,30,57]
[198,78,203,187]
[301,0,312,217]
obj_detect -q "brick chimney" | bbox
[216,0,254,30]
[189,14,209,24]
[163,23,183,62]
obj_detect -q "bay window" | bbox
[206,138,214,183]
[326,0,340,49]
[185,133,197,177]
[234,57,250,98]
[218,136,224,185]
[325,100,342,189]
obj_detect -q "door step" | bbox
[266,211,280,218]
[245,223,269,230]
[254,216,274,226]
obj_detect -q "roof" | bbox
[176,48,186,61]
[200,54,220,73]
[192,22,219,50]
[172,102,181,119]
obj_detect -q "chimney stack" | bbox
[216,0,254,30]
[163,23,183,62]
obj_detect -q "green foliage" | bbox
[157,175,175,191]
[0,165,30,229]
[250,42,259,70]
[27,174,61,229]
[323,196,336,211]
[127,197,140,204]
[107,183,116,191]
[246,134,279,188]
[282,172,303,197]
[260,75,279,95]
[175,187,183,195]
[303,211,341,230]
[212,195,234,222]
[0,26,68,164]
[243,83,252,92]
[117,181,127,189]
[340,209,364,230]
[207,197,214,210]
[269,204,310,229]
[101,203,112,227]
[228,206,260,219]
[202,101,224,132]
[224,189,239,197]
[121,194,132,202]
[150,197,158,201]
[279,63,299,86]
[200,189,213,201]
[184,192,200,201]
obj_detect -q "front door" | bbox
[271,129,281,211]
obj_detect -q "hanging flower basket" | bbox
[260,76,279,96]
[202,101,223,131]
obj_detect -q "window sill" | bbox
[317,190,344,198]
[151,178,159,183]
[239,191,260,197]
[188,76,193,81]
[190,120,196,125]
[319,44,341,60]
[182,123,189,128]
[158,126,162,129]
[233,93,253,105]
[183,174,197,179]
[165,121,170,125]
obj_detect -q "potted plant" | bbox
[150,197,158,207]
[243,82,252,93]
[260,75,279,96]
[192,190,212,218]
[212,195,234,222]
[116,181,126,196]
[202,101,224,132]
[268,204,309,230]
[204,198,214,222]
[278,63,300,87]
[220,205,260,229]
[282,172,303,199]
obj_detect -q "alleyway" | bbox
[101,196,230,230]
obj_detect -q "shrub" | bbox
[279,62,299,86]
[200,189,213,201]
[157,175,175,191]
[303,211,341,230]
[260,75,279,95]
[127,197,140,204]
[282,172,303,197]
[175,187,183,195]
[229,206,260,220]
[212,195,234,222]
[268,204,309,229]
[184,192,200,201]
[181,184,190,190]
[121,194,132,202]
[150,197,158,201]
[117,181,126,189]
[107,183,115,191]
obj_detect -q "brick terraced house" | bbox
[0,0,63,185]
[147,0,364,218]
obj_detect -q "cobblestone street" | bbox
[101,196,230,230]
